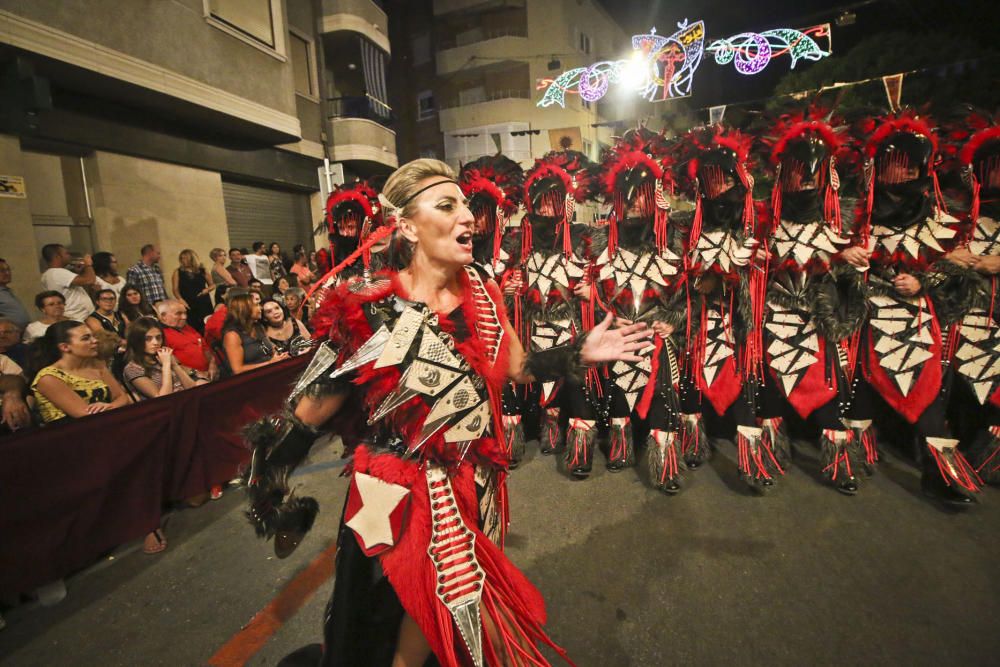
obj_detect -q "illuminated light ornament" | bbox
[632,21,706,101]
[536,22,704,108]
[708,25,830,75]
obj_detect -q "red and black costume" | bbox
[243,264,579,665]
[944,116,1000,484]
[458,155,528,466]
[588,128,687,490]
[518,151,598,465]
[854,112,982,506]
[323,180,387,284]
[760,112,872,494]
[674,126,783,492]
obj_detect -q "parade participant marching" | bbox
[674,125,781,493]
[940,114,1000,485]
[241,158,651,666]
[589,128,688,490]
[760,111,873,494]
[457,155,529,466]
[853,111,982,506]
[518,150,599,467]
[323,179,386,284]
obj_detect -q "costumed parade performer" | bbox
[939,112,1000,484]
[759,110,874,494]
[588,127,688,490]
[324,180,386,283]
[242,158,652,666]
[674,125,783,493]
[853,111,982,506]
[457,155,529,467]
[518,150,599,468]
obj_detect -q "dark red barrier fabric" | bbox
[0,355,309,597]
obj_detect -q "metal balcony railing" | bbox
[438,26,527,50]
[439,88,530,110]
[327,95,394,126]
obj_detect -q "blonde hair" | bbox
[178,249,202,273]
[382,158,456,218]
[209,248,226,262]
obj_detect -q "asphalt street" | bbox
[1,433,998,667]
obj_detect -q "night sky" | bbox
[593,0,996,111]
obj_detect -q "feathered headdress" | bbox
[956,111,1000,224]
[599,127,675,255]
[522,150,597,256]
[853,110,944,243]
[459,155,524,265]
[761,109,845,231]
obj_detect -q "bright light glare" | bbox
[621,52,648,90]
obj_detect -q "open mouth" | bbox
[456,230,473,250]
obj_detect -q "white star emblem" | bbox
[345,472,410,553]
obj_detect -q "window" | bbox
[207,0,275,47]
[583,139,593,159]
[412,33,431,66]
[417,91,436,121]
[582,98,592,110]
[289,32,316,97]
[579,31,591,54]
[419,147,438,159]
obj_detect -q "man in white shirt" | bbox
[248,242,274,294]
[39,244,96,321]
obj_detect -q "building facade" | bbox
[388,0,640,173]
[0,0,395,309]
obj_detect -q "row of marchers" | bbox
[323,108,1000,509]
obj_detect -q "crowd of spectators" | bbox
[0,240,321,439]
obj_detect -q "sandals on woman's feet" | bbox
[142,529,167,555]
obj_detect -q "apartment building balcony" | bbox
[320,0,390,53]
[438,89,533,132]
[436,27,528,75]
[433,0,525,16]
[327,95,398,170]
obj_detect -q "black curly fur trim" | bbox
[924,259,989,327]
[811,268,869,341]
[524,339,586,384]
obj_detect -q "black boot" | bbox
[820,429,860,496]
[539,407,562,455]
[565,419,596,479]
[647,429,683,494]
[920,437,978,508]
[736,425,780,493]
[680,412,710,469]
[606,417,635,471]
[502,414,526,469]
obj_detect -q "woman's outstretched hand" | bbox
[580,313,654,365]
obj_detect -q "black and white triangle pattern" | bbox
[691,229,756,273]
[772,219,850,267]
[610,354,654,411]
[525,250,585,307]
[765,302,820,397]
[953,309,1000,404]
[969,216,1000,257]
[597,247,681,317]
[870,213,957,261]
[868,294,935,396]
[702,307,736,387]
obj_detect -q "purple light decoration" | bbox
[733,33,772,74]
[579,64,610,101]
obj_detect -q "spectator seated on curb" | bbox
[282,287,309,330]
[221,294,287,375]
[23,291,68,343]
[118,283,156,327]
[1,353,33,434]
[261,298,311,356]
[30,321,164,554]
[0,318,29,369]
[155,299,215,382]
[122,317,199,399]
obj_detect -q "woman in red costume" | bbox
[243,158,650,666]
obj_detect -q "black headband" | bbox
[398,179,459,208]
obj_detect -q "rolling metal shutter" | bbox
[222,181,313,253]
